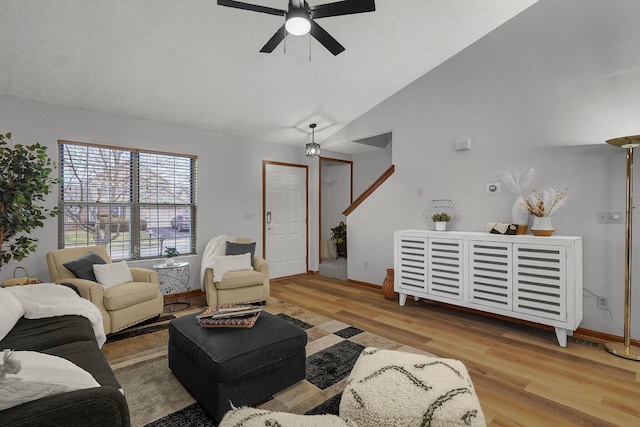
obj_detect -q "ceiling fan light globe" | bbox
[286,16,311,35]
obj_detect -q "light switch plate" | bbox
[597,210,622,224]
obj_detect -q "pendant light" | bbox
[306,123,320,157]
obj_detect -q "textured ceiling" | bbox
[0,0,537,153]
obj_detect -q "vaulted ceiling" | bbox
[0,0,537,153]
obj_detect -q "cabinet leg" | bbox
[554,327,568,347]
[399,293,407,306]
[413,296,420,302]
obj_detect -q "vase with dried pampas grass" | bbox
[522,187,569,236]
[502,168,536,234]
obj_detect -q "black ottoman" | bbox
[168,311,307,421]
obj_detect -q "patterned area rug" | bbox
[104,298,431,427]
[106,314,176,343]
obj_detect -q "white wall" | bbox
[321,161,351,241]
[352,142,392,198]
[0,95,319,290]
[322,0,640,337]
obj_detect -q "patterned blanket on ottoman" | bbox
[339,347,486,427]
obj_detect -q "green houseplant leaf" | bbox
[0,133,61,268]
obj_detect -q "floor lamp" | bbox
[605,134,640,361]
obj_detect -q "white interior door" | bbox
[265,163,307,278]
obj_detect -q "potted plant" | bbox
[164,247,179,265]
[330,221,347,258]
[431,212,451,231]
[0,133,60,269]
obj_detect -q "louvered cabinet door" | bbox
[427,238,464,300]
[513,244,567,321]
[395,236,428,296]
[469,240,512,310]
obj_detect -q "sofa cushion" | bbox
[103,281,160,311]
[225,241,256,267]
[43,341,122,389]
[63,251,107,282]
[216,270,265,290]
[0,350,100,411]
[0,316,97,352]
[0,287,25,341]
[93,261,134,289]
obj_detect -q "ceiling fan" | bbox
[217,0,376,56]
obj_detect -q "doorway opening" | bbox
[319,157,352,280]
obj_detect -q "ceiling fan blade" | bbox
[217,0,285,17]
[260,25,287,53]
[311,0,375,19]
[310,20,345,56]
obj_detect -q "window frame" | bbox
[57,140,197,261]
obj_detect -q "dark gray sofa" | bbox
[0,315,130,427]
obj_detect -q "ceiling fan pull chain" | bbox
[308,33,312,61]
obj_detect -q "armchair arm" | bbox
[54,278,104,303]
[254,257,269,276]
[129,268,158,283]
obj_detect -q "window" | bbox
[58,140,197,261]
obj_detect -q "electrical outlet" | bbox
[486,183,501,193]
[597,295,609,310]
[364,261,368,270]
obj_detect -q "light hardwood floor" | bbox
[267,274,640,426]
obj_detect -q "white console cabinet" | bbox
[394,230,583,347]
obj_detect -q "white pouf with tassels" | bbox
[339,348,486,427]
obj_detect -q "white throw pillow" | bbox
[0,350,100,410]
[211,252,254,282]
[93,261,133,289]
[0,288,25,341]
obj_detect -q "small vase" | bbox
[530,216,554,236]
[435,221,447,231]
[165,257,175,265]
[382,268,398,300]
[512,196,529,234]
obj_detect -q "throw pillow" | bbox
[0,350,101,411]
[225,241,256,267]
[211,252,254,282]
[219,407,357,427]
[93,261,133,289]
[0,288,25,341]
[63,251,107,282]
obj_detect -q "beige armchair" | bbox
[205,238,270,306]
[46,246,164,334]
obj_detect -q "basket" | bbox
[2,266,41,287]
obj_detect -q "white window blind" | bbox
[59,140,197,261]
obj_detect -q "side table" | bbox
[153,262,191,312]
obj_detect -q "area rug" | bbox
[104,298,432,427]
[106,314,176,343]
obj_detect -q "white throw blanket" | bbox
[200,234,236,290]
[5,283,106,348]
